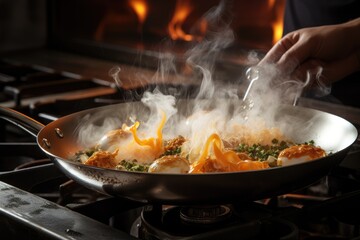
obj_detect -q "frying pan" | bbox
[0,100,357,204]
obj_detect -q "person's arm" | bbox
[258,18,360,84]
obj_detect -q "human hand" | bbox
[258,18,360,85]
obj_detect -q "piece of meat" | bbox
[84,150,118,169]
[164,136,186,152]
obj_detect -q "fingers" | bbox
[256,19,360,93]
[289,52,360,97]
[258,34,297,65]
[293,53,360,83]
[276,34,316,75]
[258,31,312,76]
[258,40,289,65]
[291,59,324,81]
[290,59,330,97]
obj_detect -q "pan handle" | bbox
[0,106,44,138]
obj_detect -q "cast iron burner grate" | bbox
[1,147,360,240]
[0,60,115,108]
[138,204,298,240]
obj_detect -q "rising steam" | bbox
[108,66,122,88]
[76,0,331,155]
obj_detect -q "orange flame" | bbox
[128,0,148,31]
[268,0,285,45]
[168,0,193,41]
[268,0,276,8]
[272,19,283,44]
[168,0,206,42]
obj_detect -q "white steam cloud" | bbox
[76,0,331,157]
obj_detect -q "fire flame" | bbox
[128,0,148,31]
[268,0,285,45]
[272,21,283,44]
[168,0,207,42]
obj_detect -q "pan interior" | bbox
[37,100,358,166]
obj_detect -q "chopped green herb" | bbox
[235,139,292,161]
[304,140,315,145]
[163,147,182,156]
[116,160,149,172]
[71,147,98,162]
[235,139,318,162]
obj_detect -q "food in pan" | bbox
[71,113,327,174]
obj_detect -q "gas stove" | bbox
[1,140,360,240]
[1,0,360,238]
[1,55,360,240]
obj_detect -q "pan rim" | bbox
[36,101,358,177]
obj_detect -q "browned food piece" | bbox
[148,155,190,173]
[164,136,186,152]
[278,144,326,159]
[278,144,327,166]
[84,150,118,169]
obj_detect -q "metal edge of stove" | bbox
[0,180,136,240]
[0,86,117,109]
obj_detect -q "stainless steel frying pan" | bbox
[0,100,357,204]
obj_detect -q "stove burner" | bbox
[139,204,298,240]
[180,205,232,224]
